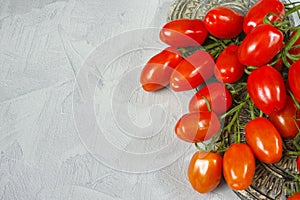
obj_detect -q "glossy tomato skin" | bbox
[269,96,300,139]
[245,117,283,164]
[223,143,256,190]
[247,66,287,115]
[189,82,232,115]
[238,24,284,67]
[160,19,208,47]
[188,151,223,193]
[243,0,285,34]
[174,111,220,143]
[214,45,245,83]
[170,50,215,92]
[140,48,183,92]
[204,6,244,39]
[288,59,300,102]
[287,193,300,200]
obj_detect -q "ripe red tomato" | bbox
[243,0,285,34]
[223,143,256,190]
[288,59,300,102]
[160,19,208,47]
[238,24,284,67]
[140,48,183,92]
[214,44,245,83]
[288,192,300,200]
[245,117,283,164]
[204,6,244,39]
[174,111,220,143]
[188,151,223,193]
[297,156,300,172]
[269,96,300,139]
[189,82,232,115]
[170,50,215,92]
[247,66,287,115]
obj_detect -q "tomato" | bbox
[297,156,300,172]
[245,117,283,164]
[188,151,223,193]
[269,96,300,139]
[170,50,215,92]
[174,111,220,143]
[140,48,183,92]
[223,143,256,190]
[160,19,208,47]
[189,82,232,115]
[247,66,287,115]
[203,6,244,39]
[238,24,284,67]
[288,59,300,102]
[288,193,300,200]
[214,45,245,83]
[243,0,285,34]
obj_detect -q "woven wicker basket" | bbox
[167,0,299,199]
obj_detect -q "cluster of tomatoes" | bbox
[140,0,300,198]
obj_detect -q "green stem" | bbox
[249,100,256,120]
[282,51,291,68]
[226,82,247,95]
[285,1,300,7]
[286,52,300,62]
[203,42,221,51]
[269,53,282,66]
[207,130,222,152]
[220,99,246,120]
[200,94,211,112]
[221,101,246,134]
[259,110,264,117]
[286,4,300,16]
[195,142,206,152]
[285,28,300,50]
[287,151,300,156]
[293,132,300,151]
[289,90,300,110]
[237,119,241,143]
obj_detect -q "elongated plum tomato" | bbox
[245,117,283,164]
[214,44,245,83]
[188,151,222,194]
[140,47,182,92]
[174,111,220,143]
[238,24,284,67]
[223,143,256,190]
[288,59,300,102]
[160,19,208,47]
[170,50,215,92]
[247,66,287,115]
[288,193,300,200]
[204,6,244,39]
[243,0,285,34]
[189,82,232,115]
[269,96,300,139]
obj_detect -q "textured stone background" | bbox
[0,0,247,199]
